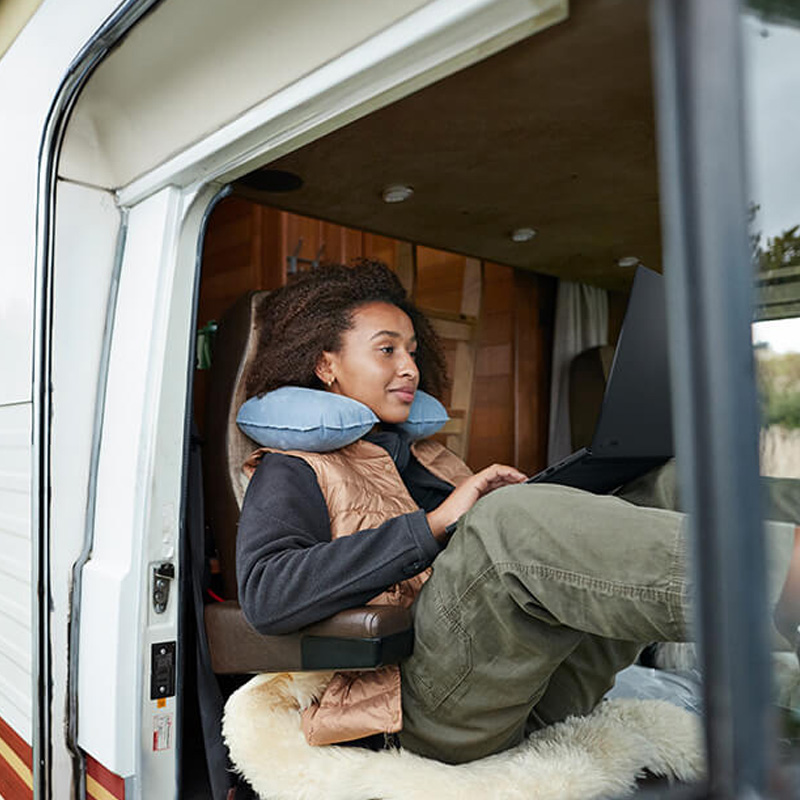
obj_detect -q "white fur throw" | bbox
[223,672,704,800]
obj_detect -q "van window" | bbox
[745,5,800,481]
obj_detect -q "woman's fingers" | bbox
[475,464,528,495]
[428,464,529,541]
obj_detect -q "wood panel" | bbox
[442,258,482,457]
[254,206,286,290]
[415,246,466,314]
[282,213,325,272]
[198,201,405,330]
[197,197,260,328]
[466,264,555,473]
[391,240,415,295]
[363,233,400,266]
[468,262,515,468]
[514,269,557,475]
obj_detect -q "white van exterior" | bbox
[0,1,567,796]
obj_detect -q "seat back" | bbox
[203,290,268,600]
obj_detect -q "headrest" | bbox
[237,387,449,452]
[569,344,615,451]
[202,290,268,600]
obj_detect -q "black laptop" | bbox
[528,266,674,493]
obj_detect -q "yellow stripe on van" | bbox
[87,773,122,800]
[0,733,33,789]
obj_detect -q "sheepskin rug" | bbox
[223,671,704,800]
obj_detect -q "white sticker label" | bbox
[153,713,173,751]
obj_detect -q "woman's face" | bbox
[317,301,420,423]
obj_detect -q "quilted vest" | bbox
[242,437,473,745]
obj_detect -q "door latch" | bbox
[152,562,175,613]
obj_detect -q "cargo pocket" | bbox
[402,593,473,712]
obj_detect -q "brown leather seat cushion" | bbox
[205,601,413,673]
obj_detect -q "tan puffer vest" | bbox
[243,437,473,745]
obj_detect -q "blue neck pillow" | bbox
[236,386,449,452]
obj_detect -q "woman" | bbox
[236,260,799,765]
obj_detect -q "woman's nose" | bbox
[398,350,419,378]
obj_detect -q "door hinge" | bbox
[152,562,175,613]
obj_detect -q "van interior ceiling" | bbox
[195,0,656,479]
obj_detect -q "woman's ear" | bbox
[315,353,335,388]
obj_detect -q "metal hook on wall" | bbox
[287,238,327,274]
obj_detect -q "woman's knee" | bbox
[459,483,586,560]
[468,483,570,525]
[618,459,679,510]
[460,482,669,574]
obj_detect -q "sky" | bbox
[743,14,800,354]
[753,317,799,353]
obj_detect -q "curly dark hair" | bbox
[245,259,448,398]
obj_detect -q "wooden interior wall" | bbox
[195,196,555,473]
[513,268,556,475]
[413,246,467,416]
[196,197,400,329]
[469,263,515,467]
[466,264,555,473]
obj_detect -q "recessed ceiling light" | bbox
[510,227,537,243]
[617,256,640,268]
[382,185,414,203]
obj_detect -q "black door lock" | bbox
[151,641,176,699]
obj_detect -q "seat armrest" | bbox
[303,605,412,638]
[205,601,413,674]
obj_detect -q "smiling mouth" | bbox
[390,388,416,403]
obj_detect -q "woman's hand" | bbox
[426,464,528,542]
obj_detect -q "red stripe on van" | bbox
[0,766,33,800]
[0,716,32,768]
[86,753,125,799]
[0,715,33,799]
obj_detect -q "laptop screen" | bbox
[591,267,674,459]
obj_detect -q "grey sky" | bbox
[743,14,800,240]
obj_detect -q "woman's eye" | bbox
[410,351,418,360]
[379,346,394,355]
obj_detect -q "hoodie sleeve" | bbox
[236,453,443,634]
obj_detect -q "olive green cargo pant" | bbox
[399,462,798,763]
